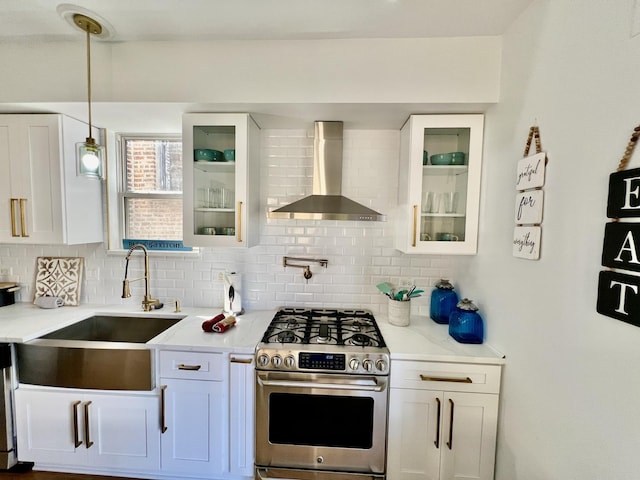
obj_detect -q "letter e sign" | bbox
[607,167,640,218]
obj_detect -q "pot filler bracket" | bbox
[598,124,640,326]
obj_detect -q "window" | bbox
[118,135,183,243]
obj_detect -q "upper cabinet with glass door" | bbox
[396,115,484,255]
[182,114,260,248]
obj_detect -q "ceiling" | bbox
[2,1,533,130]
[5,0,533,42]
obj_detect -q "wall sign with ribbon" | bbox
[597,124,640,326]
[513,126,547,260]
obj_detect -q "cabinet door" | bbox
[397,115,484,255]
[160,378,226,476]
[182,113,260,248]
[86,393,160,471]
[229,354,255,477]
[15,389,84,465]
[387,388,442,480]
[439,392,498,480]
[0,114,103,245]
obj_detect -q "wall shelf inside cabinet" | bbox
[194,162,236,173]
[422,165,468,176]
[195,208,235,213]
[421,213,465,218]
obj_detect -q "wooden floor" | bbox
[0,468,136,480]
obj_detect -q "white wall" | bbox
[453,0,640,478]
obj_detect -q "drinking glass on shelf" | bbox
[442,192,458,214]
[422,192,440,213]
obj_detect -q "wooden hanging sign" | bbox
[513,126,546,260]
[597,124,640,326]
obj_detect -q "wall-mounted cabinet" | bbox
[396,115,484,255]
[182,114,260,248]
[0,114,103,245]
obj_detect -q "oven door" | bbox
[256,371,388,474]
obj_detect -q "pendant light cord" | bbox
[85,25,93,140]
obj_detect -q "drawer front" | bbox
[160,350,224,381]
[390,360,501,393]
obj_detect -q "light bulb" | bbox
[81,151,100,173]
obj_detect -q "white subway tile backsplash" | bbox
[0,128,454,317]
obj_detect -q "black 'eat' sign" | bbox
[597,270,640,327]
[602,223,640,273]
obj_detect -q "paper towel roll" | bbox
[34,296,65,309]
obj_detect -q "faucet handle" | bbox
[174,299,181,313]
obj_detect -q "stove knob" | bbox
[284,355,296,369]
[271,354,283,368]
[257,354,270,367]
[375,359,388,373]
[362,359,373,372]
[349,358,360,371]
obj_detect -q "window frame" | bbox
[107,132,189,253]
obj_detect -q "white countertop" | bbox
[0,304,504,364]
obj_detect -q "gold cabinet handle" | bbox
[19,198,28,237]
[237,201,243,242]
[72,400,82,448]
[446,398,454,450]
[9,199,19,237]
[177,363,201,371]
[230,357,253,364]
[420,374,472,383]
[412,205,418,247]
[160,385,168,434]
[83,401,94,448]
[434,397,441,449]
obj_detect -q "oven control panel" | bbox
[255,349,389,375]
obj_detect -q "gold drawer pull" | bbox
[72,400,82,448]
[10,199,19,237]
[420,374,472,383]
[177,363,201,371]
[83,401,94,448]
[230,357,253,364]
[160,385,168,433]
[19,198,28,237]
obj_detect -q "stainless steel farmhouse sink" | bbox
[16,314,185,391]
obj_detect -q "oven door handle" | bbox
[258,376,386,392]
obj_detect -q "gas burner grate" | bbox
[261,307,386,347]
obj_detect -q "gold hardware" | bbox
[83,401,93,448]
[283,256,329,281]
[122,244,160,312]
[160,385,168,434]
[174,299,181,313]
[446,398,454,450]
[72,400,82,448]
[19,198,28,237]
[10,199,18,237]
[230,357,253,364]
[420,375,472,383]
[237,201,243,242]
[434,397,441,448]
[412,205,418,247]
[177,364,201,371]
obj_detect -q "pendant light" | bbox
[74,13,104,178]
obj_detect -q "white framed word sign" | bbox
[513,126,547,260]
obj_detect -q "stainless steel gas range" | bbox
[255,307,390,480]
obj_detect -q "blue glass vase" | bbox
[449,298,484,344]
[429,279,459,324]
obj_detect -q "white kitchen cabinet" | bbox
[159,349,227,477]
[14,387,160,471]
[229,354,255,478]
[0,114,103,245]
[387,360,500,480]
[396,115,484,255]
[182,113,260,248]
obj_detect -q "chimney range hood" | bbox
[268,121,386,221]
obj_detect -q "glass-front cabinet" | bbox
[396,115,484,255]
[182,113,260,248]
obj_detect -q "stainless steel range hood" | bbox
[268,121,386,221]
